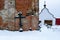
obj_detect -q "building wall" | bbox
[0,0,39,31]
[39,8,55,26]
[15,0,39,16]
[0,0,4,10]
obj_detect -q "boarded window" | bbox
[0,0,4,10]
[44,20,52,26]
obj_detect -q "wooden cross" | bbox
[15,12,25,28]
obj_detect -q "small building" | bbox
[39,3,55,26]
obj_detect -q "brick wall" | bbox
[0,0,39,31]
[15,0,32,16]
[0,0,4,10]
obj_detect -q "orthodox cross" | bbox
[15,12,25,28]
[44,1,46,8]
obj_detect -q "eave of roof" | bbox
[39,7,55,18]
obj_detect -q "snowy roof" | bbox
[40,4,55,18]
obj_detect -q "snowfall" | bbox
[0,25,60,40]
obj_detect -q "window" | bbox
[44,20,52,26]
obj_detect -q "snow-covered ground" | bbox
[40,25,60,32]
[0,25,60,40]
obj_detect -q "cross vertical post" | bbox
[15,11,25,32]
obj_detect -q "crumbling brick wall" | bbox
[0,0,39,31]
[0,0,4,10]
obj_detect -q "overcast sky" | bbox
[39,0,60,18]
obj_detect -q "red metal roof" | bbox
[56,18,60,25]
